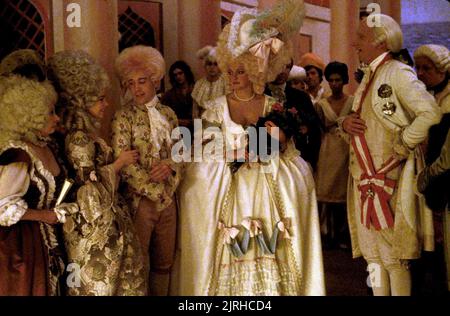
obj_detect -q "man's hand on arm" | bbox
[342,112,367,136]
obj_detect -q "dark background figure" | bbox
[411,44,450,296]
[265,59,322,171]
[161,60,195,134]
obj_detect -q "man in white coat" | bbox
[340,14,442,296]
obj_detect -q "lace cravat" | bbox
[145,96,173,158]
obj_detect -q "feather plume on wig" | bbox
[251,0,305,41]
[197,45,218,66]
[197,46,214,60]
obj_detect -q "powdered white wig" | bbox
[197,45,218,65]
[48,50,110,109]
[47,50,111,134]
[369,14,403,53]
[0,75,57,145]
[115,45,165,86]
[414,44,450,74]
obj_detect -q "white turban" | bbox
[288,65,306,81]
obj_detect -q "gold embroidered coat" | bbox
[111,102,182,213]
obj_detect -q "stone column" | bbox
[330,0,360,94]
[178,0,221,79]
[382,0,401,24]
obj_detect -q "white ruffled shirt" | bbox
[145,96,173,158]
[192,75,228,110]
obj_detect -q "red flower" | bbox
[272,103,283,112]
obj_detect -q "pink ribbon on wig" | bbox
[249,38,284,73]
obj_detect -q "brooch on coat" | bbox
[378,84,396,116]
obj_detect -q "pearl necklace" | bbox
[233,91,256,102]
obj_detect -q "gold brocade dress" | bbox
[63,130,147,296]
[175,95,325,296]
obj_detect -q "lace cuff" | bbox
[0,197,28,226]
[54,202,79,224]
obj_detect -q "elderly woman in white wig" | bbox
[0,75,77,295]
[48,50,147,296]
[191,45,229,118]
[176,0,325,296]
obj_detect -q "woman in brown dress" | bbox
[0,75,77,295]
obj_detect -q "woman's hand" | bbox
[114,150,139,172]
[264,121,287,144]
[149,162,173,183]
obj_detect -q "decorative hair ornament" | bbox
[248,36,284,73]
[227,1,305,73]
[227,8,259,57]
[251,0,305,41]
[197,45,217,61]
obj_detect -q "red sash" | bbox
[351,54,402,231]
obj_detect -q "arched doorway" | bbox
[118,6,156,52]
